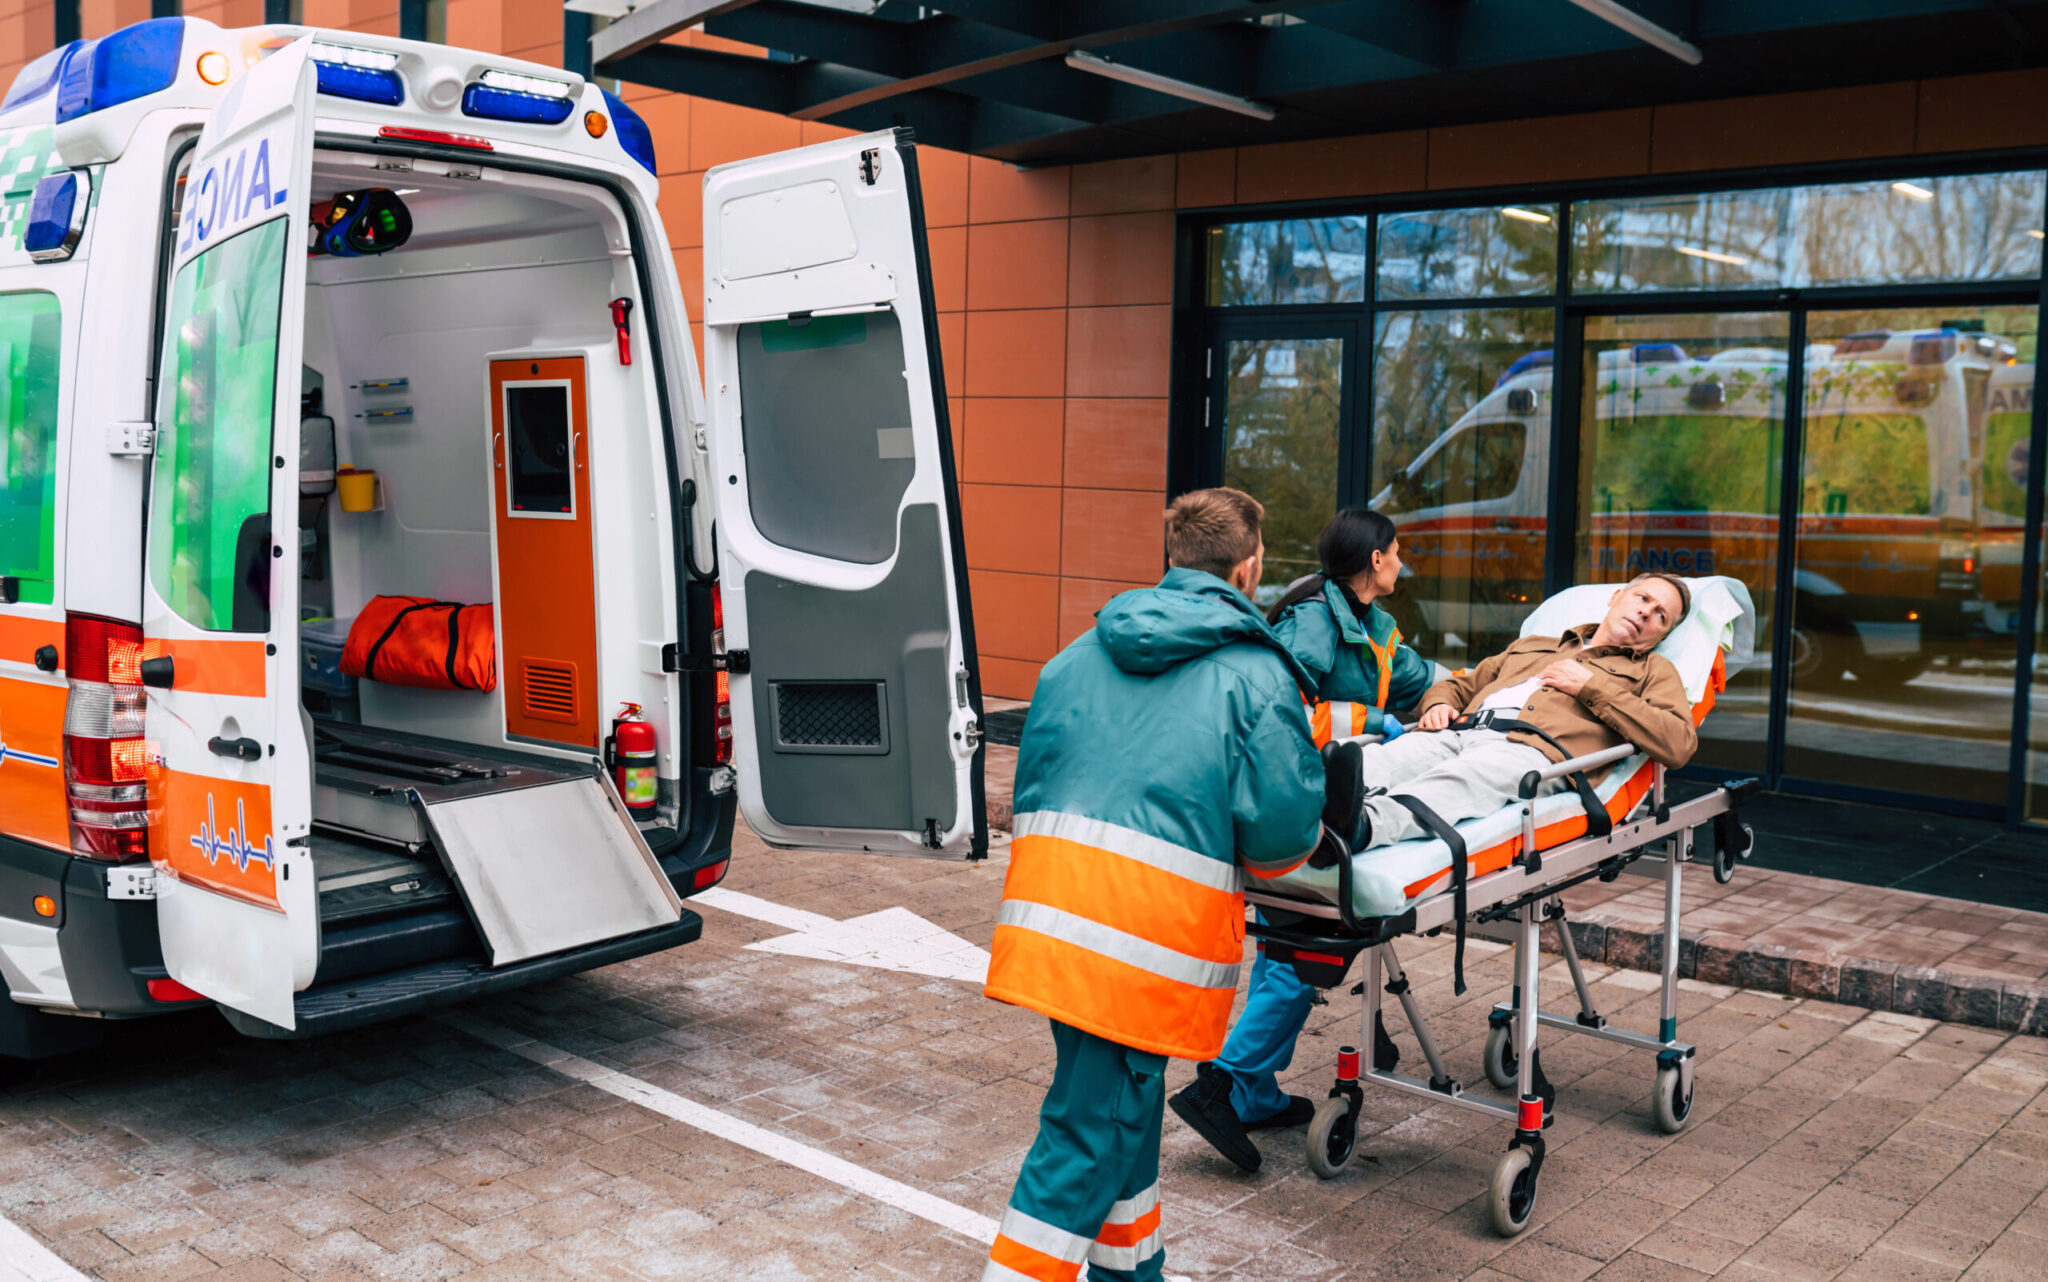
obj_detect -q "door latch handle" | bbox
[140,656,174,689]
[208,736,263,761]
[33,645,57,673]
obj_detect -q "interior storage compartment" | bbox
[285,148,691,964]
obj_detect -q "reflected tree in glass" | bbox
[1222,337,1345,596]
[1377,204,1557,300]
[1205,217,1368,306]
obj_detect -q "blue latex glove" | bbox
[1379,715,1405,742]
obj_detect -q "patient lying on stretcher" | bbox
[1319,572,1700,859]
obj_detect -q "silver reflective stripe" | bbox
[1088,1232,1163,1271]
[997,901,1241,990]
[1103,1181,1158,1226]
[1012,811,1242,894]
[996,1206,1092,1264]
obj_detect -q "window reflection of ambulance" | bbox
[1378,330,2010,686]
[0,19,984,1057]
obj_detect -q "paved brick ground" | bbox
[2,831,2046,1280]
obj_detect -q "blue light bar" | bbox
[603,89,657,176]
[1633,342,1685,363]
[1494,349,1553,388]
[3,41,80,112]
[462,83,573,125]
[55,18,184,124]
[317,62,405,107]
[25,171,82,261]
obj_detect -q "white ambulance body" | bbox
[0,18,985,1055]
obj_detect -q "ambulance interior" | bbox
[271,150,688,955]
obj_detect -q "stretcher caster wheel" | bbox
[1487,1147,1538,1236]
[1483,1023,1517,1091]
[1654,1063,1694,1134]
[1306,1095,1358,1179]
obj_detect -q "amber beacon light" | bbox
[196,51,231,85]
[584,111,609,138]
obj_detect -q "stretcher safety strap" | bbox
[1390,793,1470,996]
[1450,712,1613,839]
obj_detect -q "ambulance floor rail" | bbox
[1244,765,1759,1236]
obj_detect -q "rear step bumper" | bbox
[218,909,703,1040]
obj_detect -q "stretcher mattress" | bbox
[1268,576,1755,921]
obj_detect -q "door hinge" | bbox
[661,644,750,674]
[106,421,154,457]
[922,818,942,850]
[963,719,983,751]
[105,865,156,900]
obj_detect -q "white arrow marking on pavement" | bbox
[694,887,991,984]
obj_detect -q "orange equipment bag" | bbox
[341,596,498,692]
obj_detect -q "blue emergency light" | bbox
[603,90,657,177]
[311,42,405,107]
[54,18,184,123]
[462,83,574,125]
[3,41,80,112]
[24,171,84,262]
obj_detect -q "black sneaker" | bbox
[1322,740,1368,850]
[1168,1063,1261,1172]
[1243,1095,1315,1131]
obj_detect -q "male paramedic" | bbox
[1336,572,1699,855]
[982,487,1328,1282]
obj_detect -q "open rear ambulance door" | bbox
[702,129,986,860]
[141,38,320,1028]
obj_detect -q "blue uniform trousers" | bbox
[984,1020,1166,1282]
[1210,914,1315,1123]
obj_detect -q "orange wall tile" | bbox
[962,483,1062,575]
[671,248,702,317]
[969,156,1070,223]
[691,98,803,173]
[1061,488,1164,582]
[1428,108,1652,191]
[977,656,1044,701]
[1917,69,2048,153]
[965,310,1065,398]
[1071,155,1175,215]
[967,218,1068,311]
[1234,130,1428,203]
[936,311,966,401]
[1176,148,1235,207]
[927,224,967,313]
[1651,83,1918,173]
[1067,213,1173,308]
[962,398,1063,488]
[1065,306,1170,399]
[80,0,149,39]
[1064,399,1168,492]
[1058,576,1149,648]
[968,570,1061,662]
[658,170,703,249]
[919,147,969,227]
[630,94,693,175]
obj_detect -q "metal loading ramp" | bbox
[312,725,683,965]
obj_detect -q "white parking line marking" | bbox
[443,1013,1001,1244]
[0,1213,91,1281]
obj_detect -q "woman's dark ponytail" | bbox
[1264,508,1400,624]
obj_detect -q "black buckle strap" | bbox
[1391,793,1470,996]
[1448,713,1612,840]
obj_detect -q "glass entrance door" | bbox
[1783,305,2037,808]
[1211,326,1356,602]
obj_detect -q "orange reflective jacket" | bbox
[341,596,497,692]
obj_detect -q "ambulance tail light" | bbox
[62,614,151,863]
[713,585,732,766]
[378,126,494,152]
[600,89,658,176]
[54,19,185,123]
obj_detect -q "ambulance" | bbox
[1379,331,2015,687]
[0,18,986,1057]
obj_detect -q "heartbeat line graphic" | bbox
[189,794,275,874]
[0,739,60,770]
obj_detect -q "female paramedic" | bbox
[1167,508,1433,1173]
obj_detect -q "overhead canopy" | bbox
[590,1,2048,168]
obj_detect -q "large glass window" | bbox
[1787,305,2036,806]
[149,218,289,634]
[1577,313,1789,774]
[1376,204,1557,301]
[0,293,62,606]
[1372,309,1553,665]
[1574,171,2046,294]
[1220,335,1347,594]
[1205,217,1367,306]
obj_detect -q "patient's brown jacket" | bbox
[1416,624,1698,769]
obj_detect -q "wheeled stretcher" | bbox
[1244,578,1760,1236]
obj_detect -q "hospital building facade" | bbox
[8,1,2048,828]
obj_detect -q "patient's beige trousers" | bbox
[1356,729,1557,848]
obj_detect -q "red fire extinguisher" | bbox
[608,703,659,818]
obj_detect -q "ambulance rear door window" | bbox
[0,292,62,606]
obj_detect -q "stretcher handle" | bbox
[1517,743,1635,801]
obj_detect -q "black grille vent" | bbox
[773,682,884,749]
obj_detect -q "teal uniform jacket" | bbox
[1272,577,1434,731]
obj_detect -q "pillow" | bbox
[1515,576,1756,703]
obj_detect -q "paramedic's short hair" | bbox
[1165,488,1264,580]
[1627,572,1691,628]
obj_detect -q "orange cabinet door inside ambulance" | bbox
[490,357,599,749]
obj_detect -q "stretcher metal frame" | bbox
[1244,745,1758,1236]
